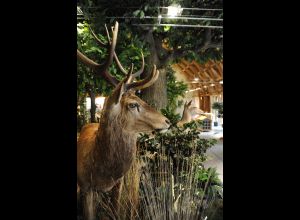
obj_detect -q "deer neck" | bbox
[93,115,137,180]
[181,110,192,123]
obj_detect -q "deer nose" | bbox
[165,119,170,125]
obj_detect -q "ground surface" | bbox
[200,126,223,182]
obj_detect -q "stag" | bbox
[177,100,206,127]
[77,21,170,220]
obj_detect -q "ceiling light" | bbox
[167,5,183,18]
[158,15,162,24]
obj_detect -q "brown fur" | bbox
[77,86,169,219]
[77,21,168,219]
[177,100,205,127]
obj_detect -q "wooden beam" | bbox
[210,67,222,81]
[176,63,186,70]
[181,59,190,66]
[206,68,218,81]
[188,64,199,74]
[193,62,211,81]
[183,68,196,80]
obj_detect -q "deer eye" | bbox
[128,103,139,109]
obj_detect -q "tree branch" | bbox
[160,49,185,67]
[153,34,185,67]
[197,29,223,53]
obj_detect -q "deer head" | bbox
[177,100,205,127]
[77,21,170,133]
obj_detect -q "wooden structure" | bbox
[173,59,223,113]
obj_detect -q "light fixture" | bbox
[95,97,106,109]
[185,87,202,93]
[210,83,215,86]
[194,77,199,81]
[219,80,223,84]
[167,4,183,18]
[158,15,162,24]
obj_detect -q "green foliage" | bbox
[137,119,221,219]
[78,0,223,64]
[196,167,222,195]
[161,107,182,125]
[77,104,89,132]
[77,21,114,97]
[166,66,188,110]
[77,22,149,95]
[160,66,188,124]
[77,21,149,128]
[212,102,223,118]
[138,120,217,170]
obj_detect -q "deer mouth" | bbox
[154,127,169,133]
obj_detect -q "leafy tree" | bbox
[212,101,223,118]
[77,0,223,111]
[77,20,148,124]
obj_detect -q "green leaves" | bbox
[77,21,150,126]
[212,102,223,118]
[164,25,171,32]
[133,9,145,18]
[165,66,188,115]
[138,119,217,165]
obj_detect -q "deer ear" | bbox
[114,68,133,104]
[114,82,127,104]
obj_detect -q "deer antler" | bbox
[105,24,144,78]
[78,21,146,88]
[89,24,128,76]
[77,21,120,86]
[126,65,159,91]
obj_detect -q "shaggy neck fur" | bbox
[93,99,137,181]
[181,108,192,123]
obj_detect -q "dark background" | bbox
[0,0,296,219]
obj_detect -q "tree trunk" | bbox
[140,30,168,111]
[88,90,96,123]
[141,68,167,110]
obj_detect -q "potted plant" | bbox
[212,102,223,127]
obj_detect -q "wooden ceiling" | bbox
[173,59,223,96]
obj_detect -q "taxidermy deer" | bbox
[77,21,170,220]
[177,100,205,127]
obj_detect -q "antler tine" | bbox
[113,52,128,75]
[77,50,100,69]
[105,24,111,42]
[77,21,120,86]
[100,21,118,74]
[124,63,134,84]
[77,50,119,86]
[105,24,128,75]
[131,52,145,78]
[108,24,144,78]
[126,65,159,91]
[89,26,106,47]
[114,49,144,78]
